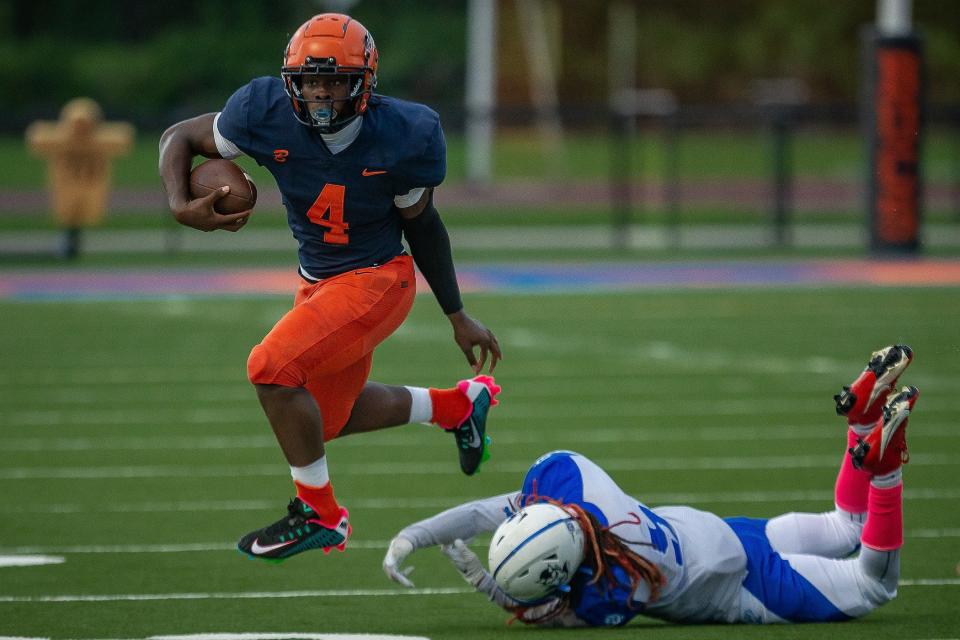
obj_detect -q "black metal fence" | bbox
[604,101,960,251]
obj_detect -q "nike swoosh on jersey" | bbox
[250,538,296,554]
[362,168,387,176]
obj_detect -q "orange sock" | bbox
[429,386,471,429]
[294,480,341,523]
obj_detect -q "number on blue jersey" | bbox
[306,183,349,245]
[639,505,683,566]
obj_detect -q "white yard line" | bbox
[0,581,954,605]
[0,635,430,640]
[2,337,952,390]
[2,423,958,451]
[2,527,957,557]
[4,398,958,428]
[0,401,905,428]
[0,555,64,567]
[150,635,430,640]
[0,454,954,480]
[0,587,472,603]
[0,543,235,554]
[2,489,958,516]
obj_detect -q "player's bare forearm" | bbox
[158,114,220,212]
[158,114,246,232]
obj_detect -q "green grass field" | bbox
[1,286,958,639]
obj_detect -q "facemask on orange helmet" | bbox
[281,14,378,133]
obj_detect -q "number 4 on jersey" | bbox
[306,183,349,245]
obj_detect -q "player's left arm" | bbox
[399,189,502,374]
[383,492,518,587]
[158,113,248,232]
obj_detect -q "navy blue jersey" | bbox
[217,76,446,276]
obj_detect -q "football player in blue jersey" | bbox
[159,13,502,562]
[384,346,917,627]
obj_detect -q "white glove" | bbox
[441,538,487,588]
[383,536,416,588]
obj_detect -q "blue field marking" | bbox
[2,259,960,300]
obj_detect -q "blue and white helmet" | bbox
[488,503,585,603]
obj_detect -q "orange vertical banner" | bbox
[863,32,924,255]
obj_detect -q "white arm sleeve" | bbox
[394,187,426,209]
[397,492,520,549]
[213,112,243,160]
[405,494,586,628]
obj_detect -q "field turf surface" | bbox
[1,284,958,639]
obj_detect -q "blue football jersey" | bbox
[216,76,446,276]
[517,452,756,626]
[518,451,686,626]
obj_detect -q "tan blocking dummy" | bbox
[26,98,135,227]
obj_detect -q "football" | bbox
[189,159,257,214]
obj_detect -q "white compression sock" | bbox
[405,386,433,424]
[849,423,875,437]
[871,468,902,489]
[290,456,329,487]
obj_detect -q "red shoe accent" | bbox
[320,507,351,554]
[835,345,913,427]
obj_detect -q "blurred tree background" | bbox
[1,0,957,132]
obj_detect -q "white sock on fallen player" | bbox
[871,468,902,489]
[405,386,433,424]
[849,422,875,437]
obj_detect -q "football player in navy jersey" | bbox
[384,346,917,627]
[159,13,502,562]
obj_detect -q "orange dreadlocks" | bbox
[564,502,665,602]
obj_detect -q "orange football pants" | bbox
[246,254,416,442]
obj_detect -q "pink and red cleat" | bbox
[848,386,919,476]
[834,344,913,427]
[835,344,918,476]
[450,375,502,475]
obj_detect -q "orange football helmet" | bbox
[281,13,379,132]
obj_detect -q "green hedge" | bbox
[2,0,958,125]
